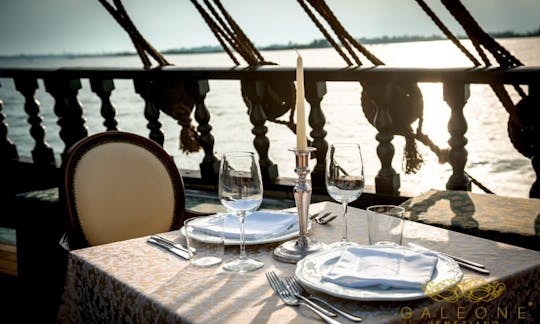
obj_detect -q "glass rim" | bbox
[222,151,255,157]
[330,143,362,147]
[366,205,405,213]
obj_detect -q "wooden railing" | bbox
[1,66,539,200]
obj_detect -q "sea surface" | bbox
[1,37,539,198]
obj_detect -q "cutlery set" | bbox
[310,212,337,225]
[266,271,362,323]
[147,235,191,260]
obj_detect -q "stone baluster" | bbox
[186,80,220,182]
[0,82,18,159]
[134,79,164,146]
[44,78,88,157]
[90,78,118,131]
[245,80,278,183]
[528,83,539,198]
[14,78,55,164]
[374,83,400,194]
[305,80,327,188]
[444,82,471,191]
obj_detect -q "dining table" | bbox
[57,201,540,323]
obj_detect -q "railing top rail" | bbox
[0,65,539,84]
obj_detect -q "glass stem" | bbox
[341,201,348,242]
[239,211,247,260]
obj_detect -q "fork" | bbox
[286,276,363,322]
[310,212,337,225]
[266,272,340,324]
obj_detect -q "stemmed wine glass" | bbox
[219,151,264,272]
[325,143,365,246]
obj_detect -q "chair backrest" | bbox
[62,131,185,248]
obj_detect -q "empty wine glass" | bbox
[219,151,264,272]
[325,143,365,246]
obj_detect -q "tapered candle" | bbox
[296,53,308,151]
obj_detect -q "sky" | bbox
[0,0,539,56]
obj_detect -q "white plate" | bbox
[295,246,463,301]
[181,211,308,245]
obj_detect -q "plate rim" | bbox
[295,245,463,301]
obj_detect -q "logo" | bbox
[423,278,506,303]
[399,279,533,322]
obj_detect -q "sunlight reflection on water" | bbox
[0,38,538,198]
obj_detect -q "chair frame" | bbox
[61,131,186,248]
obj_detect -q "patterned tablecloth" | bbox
[58,202,540,323]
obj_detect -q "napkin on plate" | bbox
[322,246,439,289]
[194,211,298,240]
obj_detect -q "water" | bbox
[1,37,539,198]
[327,184,364,204]
[220,198,262,213]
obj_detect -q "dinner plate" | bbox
[295,246,463,301]
[180,211,308,245]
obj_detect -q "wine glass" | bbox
[219,151,264,272]
[325,143,365,246]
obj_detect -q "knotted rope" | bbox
[98,0,200,153]
[298,0,425,174]
[412,0,538,193]
[190,0,298,134]
[437,0,536,164]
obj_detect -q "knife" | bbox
[150,235,192,253]
[408,243,490,275]
[147,238,190,260]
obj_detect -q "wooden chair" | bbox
[62,131,194,248]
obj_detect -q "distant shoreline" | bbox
[1,29,538,59]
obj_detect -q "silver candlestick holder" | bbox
[273,147,326,263]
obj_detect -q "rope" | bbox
[440,0,526,97]
[309,0,362,65]
[190,0,298,134]
[414,0,480,66]
[445,0,522,68]
[308,0,383,65]
[98,0,170,68]
[98,0,202,153]
[212,0,269,64]
[189,0,240,65]
[297,0,387,66]
[412,0,540,194]
[296,0,354,65]
[203,0,258,65]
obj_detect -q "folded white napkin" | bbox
[322,246,439,289]
[194,211,298,240]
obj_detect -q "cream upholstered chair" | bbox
[62,131,189,248]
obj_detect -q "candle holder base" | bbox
[273,237,326,264]
[272,146,325,264]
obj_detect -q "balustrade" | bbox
[0,66,538,198]
[372,83,401,195]
[0,81,18,160]
[134,78,164,146]
[14,78,55,164]
[43,78,88,158]
[90,78,118,131]
[444,83,471,191]
[186,79,220,182]
[305,80,327,188]
[244,80,279,183]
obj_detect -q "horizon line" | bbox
[1,29,539,59]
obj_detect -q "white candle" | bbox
[296,53,308,151]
